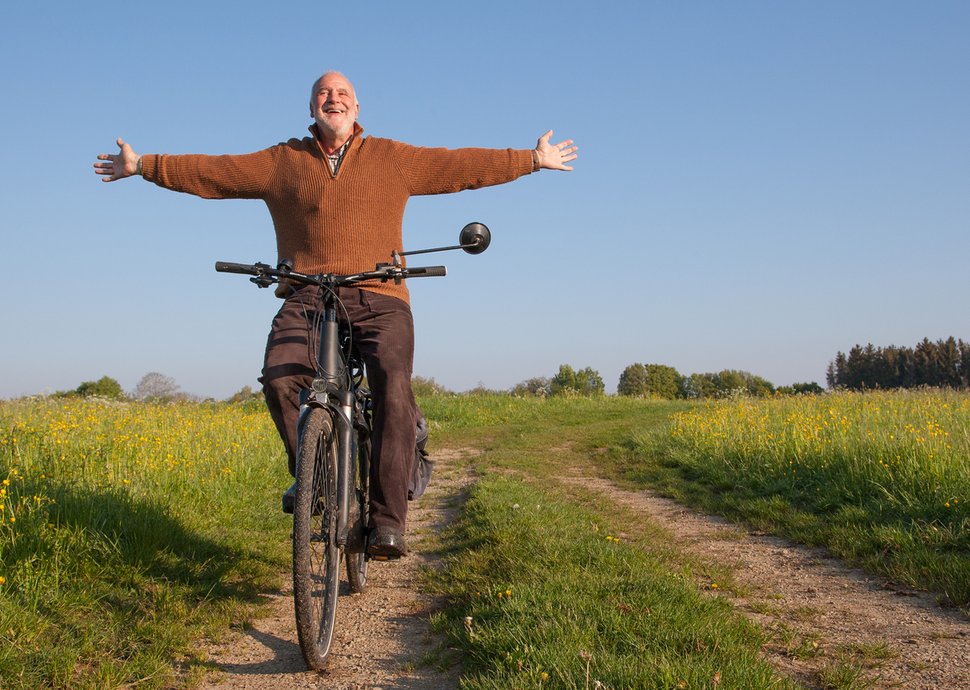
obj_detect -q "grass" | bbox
[603,389,970,608]
[4,389,968,688]
[421,390,968,688]
[426,474,795,689]
[422,393,797,688]
[0,397,291,689]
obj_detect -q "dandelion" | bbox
[540,671,549,681]
[0,576,5,585]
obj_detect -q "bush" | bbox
[411,375,450,397]
[509,377,551,397]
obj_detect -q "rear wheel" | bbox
[292,407,339,671]
[345,435,370,593]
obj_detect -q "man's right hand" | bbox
[94,137,141,182]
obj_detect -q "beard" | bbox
[314,113,354,142]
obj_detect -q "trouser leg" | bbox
[259,286,416,531]
[337,288,416,532]
[259,288,317,477]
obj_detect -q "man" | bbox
[94,71,578,559]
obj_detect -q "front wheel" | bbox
[292,407,340,671]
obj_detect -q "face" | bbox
[310,72,359,140]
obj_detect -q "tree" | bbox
[827,351,848,389]
[617,363,682,399]
[132,372,181,401]
[617,363,649,397]
[550,364,604,397]
[683,373,717,399]
[682,370,774,399]
[75,376,124,399]
[713,370,747,396]
[830,336,970,391]
[776,381,824,395]
[744,373,775,397]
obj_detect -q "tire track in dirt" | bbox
[561,469,969,689]
[196,449,476,690]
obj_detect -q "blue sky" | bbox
[1,1,967,398]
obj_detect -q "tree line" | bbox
[826,337,970,390]
[47,335,970,404]
[54,372,189,401]
[499,364,820,399]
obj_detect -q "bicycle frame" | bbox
[296,288,359,550]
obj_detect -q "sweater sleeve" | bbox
[393,143,535,196]
[140,147,278,200]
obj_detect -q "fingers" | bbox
[94,137,135,181]
[554,141,577,156]
[93,152,119,181]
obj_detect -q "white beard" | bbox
[315,114,354,142]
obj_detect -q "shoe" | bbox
[282,481,296,514]
[367,526,407,559]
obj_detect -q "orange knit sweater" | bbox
[141,123,535,303]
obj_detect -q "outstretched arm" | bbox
[534,130,578,171]
[94,137,142,182]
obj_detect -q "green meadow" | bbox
[1,390,967,688]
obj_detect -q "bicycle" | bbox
[215,222,491,670]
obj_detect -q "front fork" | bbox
[297,389,354,548]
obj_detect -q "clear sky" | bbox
[1,1,967,399]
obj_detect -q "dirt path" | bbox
[196,447,968,689]
[561,470,970,689]
[196,449,475,690]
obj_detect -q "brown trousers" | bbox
[259,286,417,531]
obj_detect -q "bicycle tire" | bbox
[345,435,370,593]
[292,407,340,670]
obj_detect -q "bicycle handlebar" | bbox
[214,260,447,288]
[216,223,491,287]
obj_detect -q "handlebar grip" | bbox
[215,261,256,274]
[407,266,447,278]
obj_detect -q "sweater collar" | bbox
[309,121,365,155]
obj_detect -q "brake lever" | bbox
[249,261,277,288]
[250,275,277,288]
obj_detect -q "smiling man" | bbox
[94,70,577,559]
